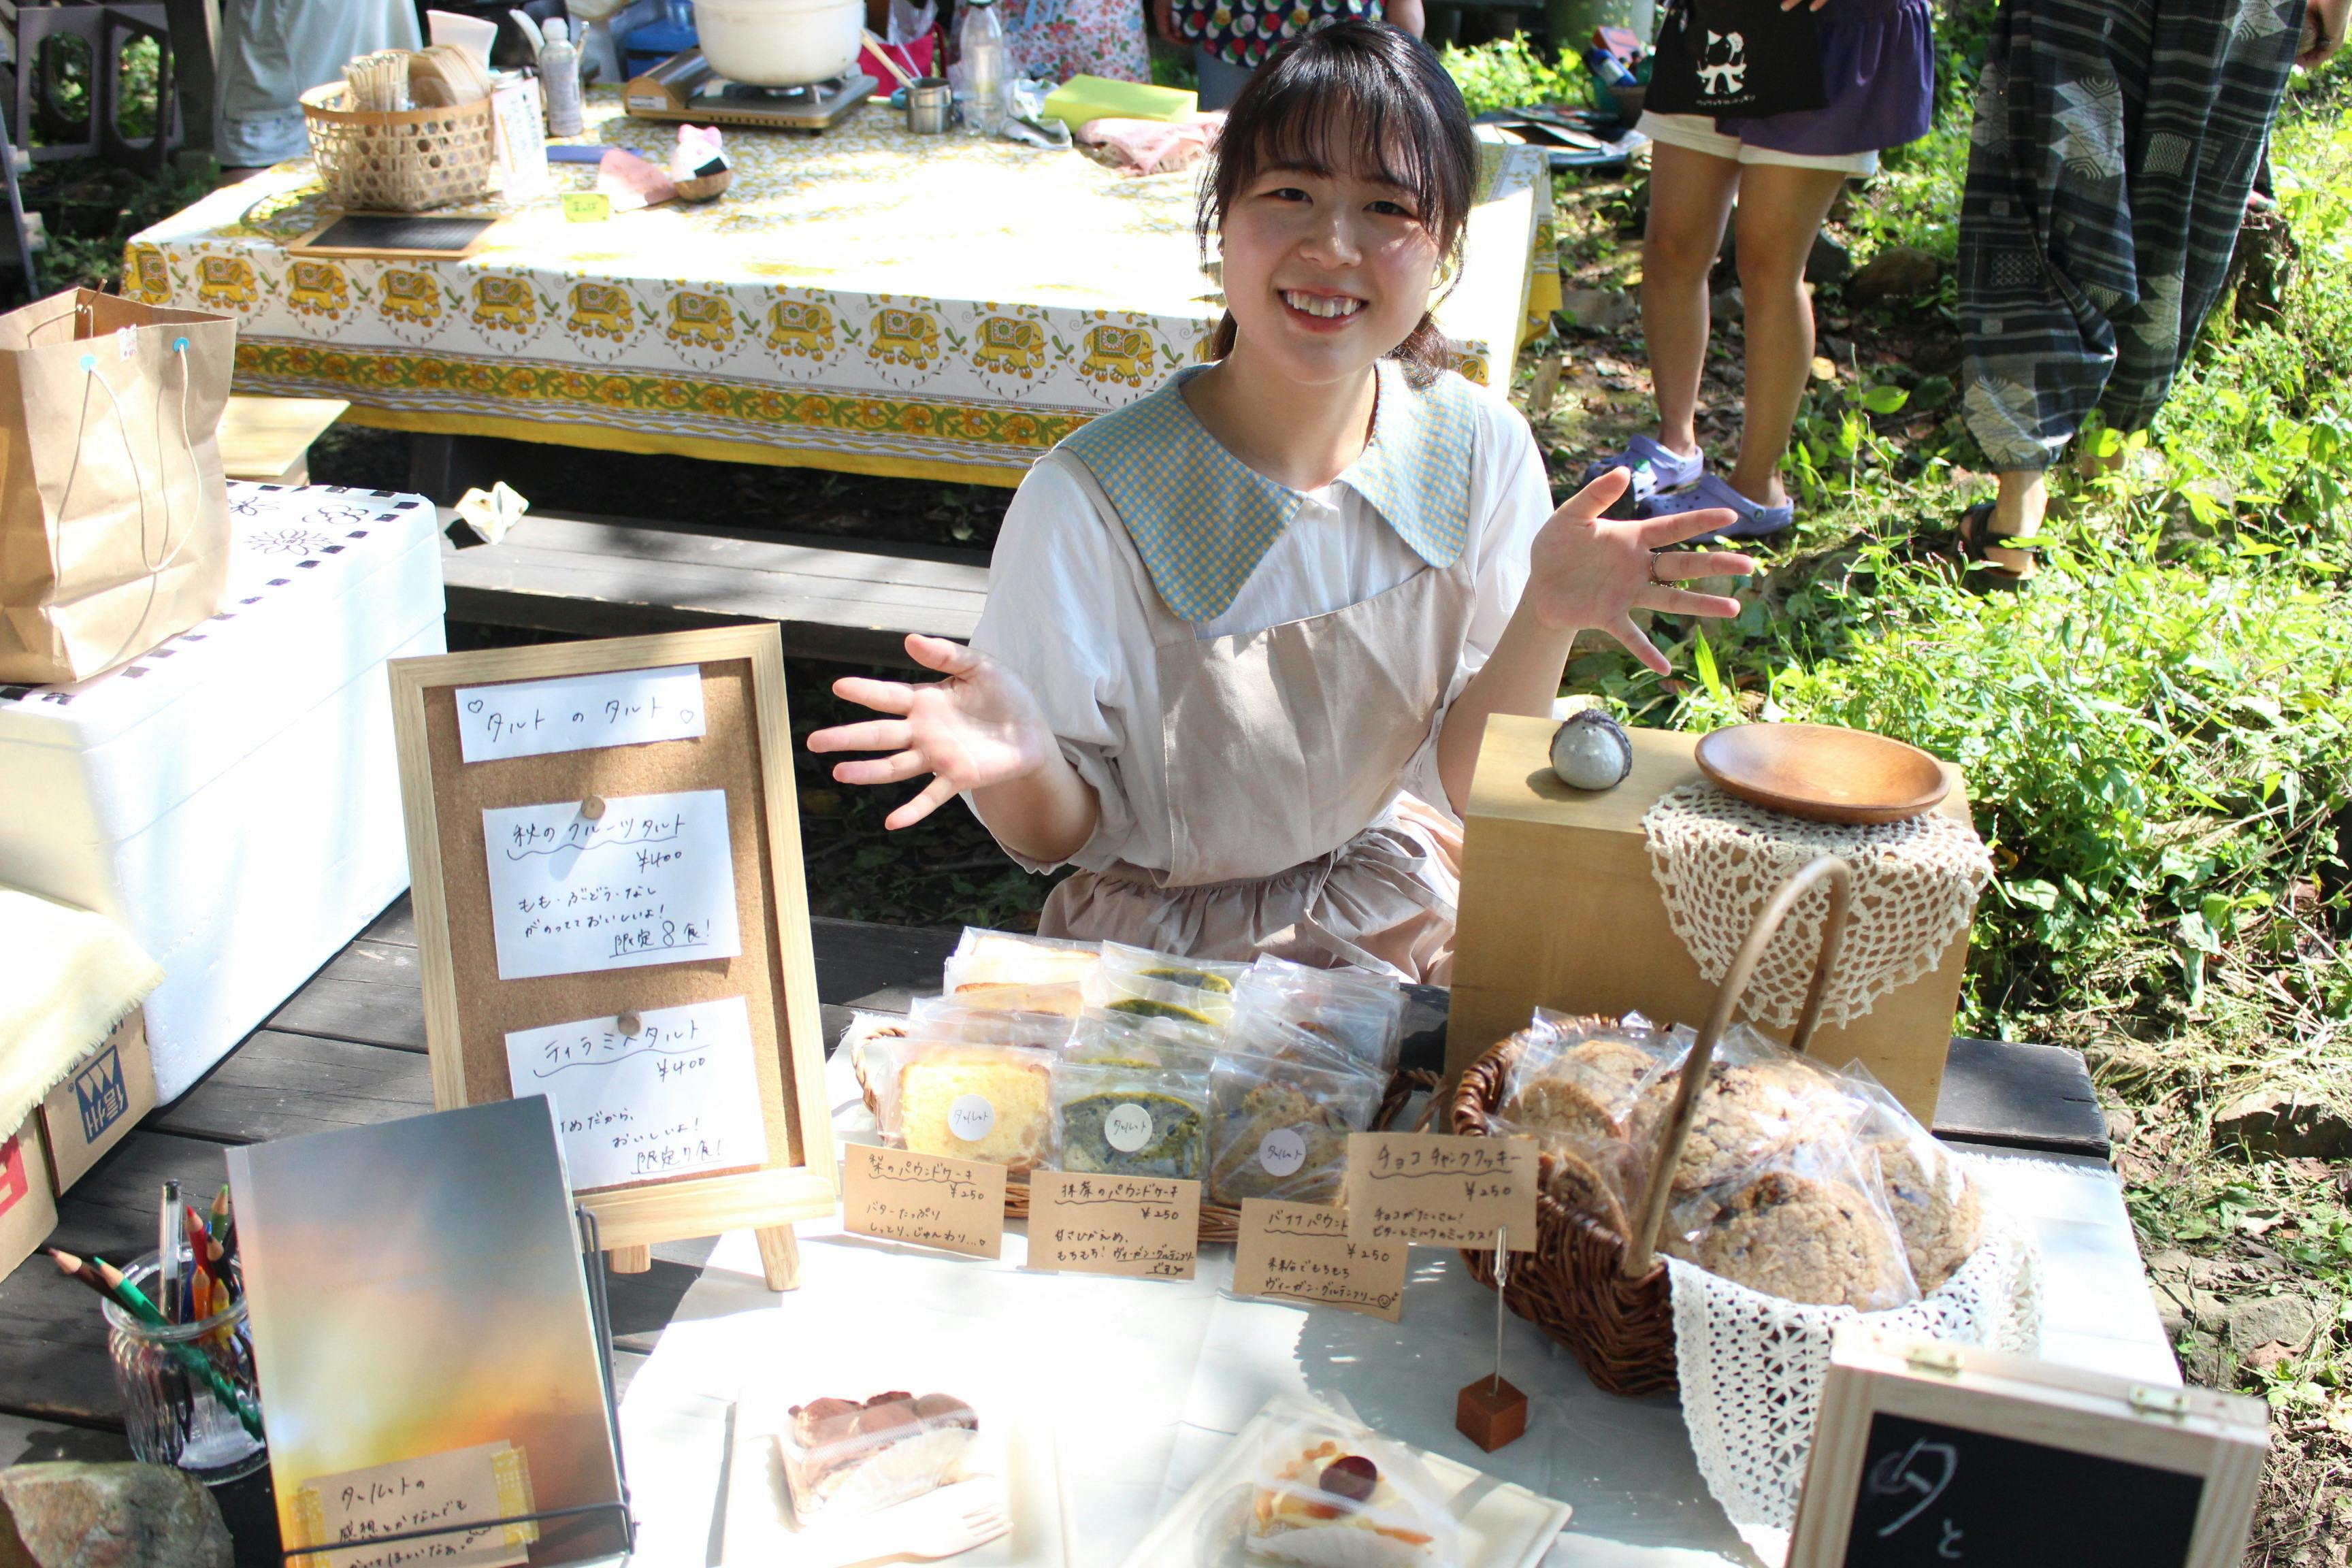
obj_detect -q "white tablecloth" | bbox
[615,1051,2174,1567]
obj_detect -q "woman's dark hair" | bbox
[1196,20,1478,380]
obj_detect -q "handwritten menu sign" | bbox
[304,1440,532,1568]
[1343,1133,1537,1249]
[1232,1200,1409,1322]
[1027,1172,1200,1280]
[455,666,706,762]
[481,788,741,980]
[504,997,768,1192]
[843,1145,1008,1259]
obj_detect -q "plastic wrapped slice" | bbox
[1840,1060,1983,1292]
[1051,1055,1210,1179]
[1501,1009,1688,1147]
[778,1388,983,1524]
[1244,1403,1461,1568]
[1230,956,1408,1077]
[943,928,1100,1017]
[877,1041,1054,1173]
[903,995,1075,1050]
[1207,1054,1384,1207]
[1066,1008,1221,1071]
[1085,942,1250,1028]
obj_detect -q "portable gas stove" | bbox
[623,48,876,131]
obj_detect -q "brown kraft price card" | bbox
[1233,1200,1409,1321]
[1027,1172,1200,1280]
[843,1145,1008,1259]
[1343,1133,1538,1249]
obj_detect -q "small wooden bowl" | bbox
[672,167,732,203]
[1694,722,1949,825]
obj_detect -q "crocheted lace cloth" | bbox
[1665,1163,2043,1536]
[1642,783,1994,1030]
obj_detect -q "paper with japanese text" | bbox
[1343,1133,1538,1249]
[301,1439,532,1568]
[455,665,706,762]
[482,788,740,980]
[1232,1200,1409,1321]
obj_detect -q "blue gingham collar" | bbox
[1060,359,1480,623]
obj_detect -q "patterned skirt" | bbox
[1956,0,2302,470]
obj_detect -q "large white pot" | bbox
[693,0,864,86]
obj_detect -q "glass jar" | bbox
[101,1250,267,1484]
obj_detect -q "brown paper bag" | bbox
[0,288,237,684]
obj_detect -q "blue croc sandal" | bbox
[1638,472,1795,542]
[1580,434,1705,507]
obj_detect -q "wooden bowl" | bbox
[1694,723,1949,825]
[672,167,733,203]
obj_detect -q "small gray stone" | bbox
[1847,244,1944,306]
[1710,288,1743,325]
[1805,233,1852,286]
[1558,289,1639,333]
[0,1463,232,1568]
[2225,1292,2324,1354]
[2212,1088,2352,1160]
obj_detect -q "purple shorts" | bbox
[1714,0,1935,157]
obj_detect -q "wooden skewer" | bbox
[860,30,919,90]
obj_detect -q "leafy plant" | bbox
[1439,36,1587,118]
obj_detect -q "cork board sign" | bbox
[388,627,836,1256]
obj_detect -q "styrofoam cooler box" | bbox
[0,484,446,1099]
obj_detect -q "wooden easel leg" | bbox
[606,1245,651,1273]
[755,1225,801,1292]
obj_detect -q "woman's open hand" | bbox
[806,634,1059,830]
[1520,467,1759,673]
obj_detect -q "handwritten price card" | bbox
[1232,1200,1409,1321]
[481,787,741,980]
[455,666,706,762]
[1027,1171,1200,1280]
[301,1439,533,1568]
[844,1145,1008,1259]
[1343,1133,1537,1249]
[504,996,768,1193]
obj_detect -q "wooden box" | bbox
[37,1009,157,1196]
[1445,715,1971,1124]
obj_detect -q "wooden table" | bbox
[0,896,2105,1561]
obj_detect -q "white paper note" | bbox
[455,665,706,762]
[306,1439,530,1568]
[506,997,770,1192]
[482,789,741,980]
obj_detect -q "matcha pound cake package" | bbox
[1051,1055,1211,1180]
[1084,942,1250,1030]
[872,1039,1057,1174]
[942,929,1101,1017]
[1207,1052,1385,1207]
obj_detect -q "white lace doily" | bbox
[1665,1169,2042,1537]
[1642,783,1994,1030]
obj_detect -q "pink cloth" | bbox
[1075,113,1224,176]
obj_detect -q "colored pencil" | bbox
[44,1250,263,1439]
[208,1185,230,1246]
[183,1203,219,1269]
[157,1179,181,1324]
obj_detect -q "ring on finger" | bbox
[1647,551,1666,587]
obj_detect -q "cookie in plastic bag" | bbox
[1637,1023,1870,1200]
[1841,1061,1984,1292]
[1207,1054,1384,1207]
[1671,1136,1921,1311]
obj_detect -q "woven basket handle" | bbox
[1620,854,1854,1278]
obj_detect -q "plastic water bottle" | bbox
[951,0,1007,136]
[539,18,585,137]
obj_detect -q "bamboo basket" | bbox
[300,82,496,212]
[1452,855,1855,1396]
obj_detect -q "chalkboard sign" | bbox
[290,214,500,259]
[1790,1330,2267,1568]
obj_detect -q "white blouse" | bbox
[967,379,1555,875]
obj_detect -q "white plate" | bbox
[1119,1405,1571,1568]
[723,1388,1066,1567]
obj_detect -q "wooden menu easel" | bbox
[387,626,834,1290]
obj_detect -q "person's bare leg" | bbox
[1642,142,1743,461]
[1726,163,1852,506]
[1981,468,2046,576]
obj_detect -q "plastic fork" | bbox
[820,1480,1012,1568]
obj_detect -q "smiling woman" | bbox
[806,22,1759,982]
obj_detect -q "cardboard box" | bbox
[37,1009,157,1196]
[0,1117,60,1279]
[1446,715,1971,1125]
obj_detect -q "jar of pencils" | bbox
[102,1251,267,1484]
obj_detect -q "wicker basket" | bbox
[300,82,496,212]
[1452,855,1855,1396]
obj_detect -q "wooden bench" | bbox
[0,894,2106,1547]
[438,508,992,668]
[218,395,349,487]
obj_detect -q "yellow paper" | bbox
[1232,1200,1408,1321]
[843,1145,1008,1259]
[1041,75,1196,129]
[561,191,611,223]
[1343,1132,1538,1250]
[1026,1171,1198,1279]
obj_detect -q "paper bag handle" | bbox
[60,331,203,672]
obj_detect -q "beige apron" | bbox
[1041,553,1477,983]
